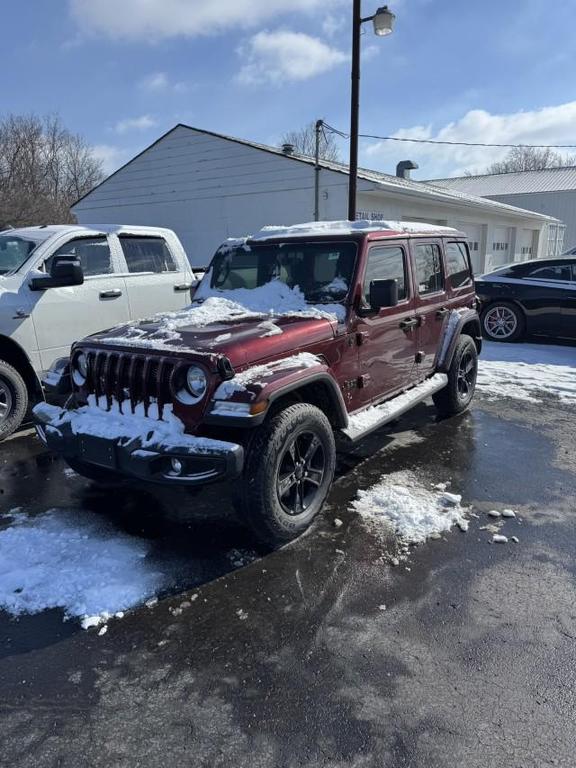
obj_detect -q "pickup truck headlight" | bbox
[72,352,87,386]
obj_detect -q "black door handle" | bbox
[399,317,419,330]
[436,307,450,318]
[100,289,122,299]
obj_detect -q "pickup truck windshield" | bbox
[208,242,357,303]
[0,235,38,275]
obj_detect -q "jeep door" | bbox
[30,235,131,373]
[411,240,448,374]
[355,243,417,406]
[115,235,194,321]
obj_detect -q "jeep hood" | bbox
[86,314,337,369]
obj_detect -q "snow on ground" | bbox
[477,341,576,403]
[0,509,167,628]
[351,471,469,545]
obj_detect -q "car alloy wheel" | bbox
[0,378,13,426]
[483,305,518,339]
[276,430,326,516]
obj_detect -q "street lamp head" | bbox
[373,6,395,36]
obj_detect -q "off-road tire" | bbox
[64,457,125,485]
[481,301,525,342]
[238,403,336,546]
[0,360,29,441]
[433,334,478,417]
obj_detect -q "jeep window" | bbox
[0,235,38,275]
[45,237,113,277]
[445,242,473,288]
[363,246,407,303]
[120,236,178,274]
[208,242,357,303]
[414,243,444,295]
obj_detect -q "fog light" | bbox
[170,458,183,475]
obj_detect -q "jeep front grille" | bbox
[84,350,176,418]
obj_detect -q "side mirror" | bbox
[369,278,399,311]
[29,255,84,291]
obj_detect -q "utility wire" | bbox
[322,122,576,150]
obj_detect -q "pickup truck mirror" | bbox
[369,279,399,311]
[29,255,84,291]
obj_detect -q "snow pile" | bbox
[252,220,459,240]
[477,342,576,403]
[351,471,469,544]
[0,509,166,627]
[34,399,237,454]
[213,352,322,400]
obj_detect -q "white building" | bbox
[428,166,576,255]
[73,124,558,272]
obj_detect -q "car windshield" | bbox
[206,241,357,303]
[0,235,39,275]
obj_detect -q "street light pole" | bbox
[347,4,395,222]
[348,0,362,222]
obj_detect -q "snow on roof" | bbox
[251,220,461,241]
[427,166,576,197]
[4,224,175,240]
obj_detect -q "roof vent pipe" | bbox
[282,143,295,156]
[396,160,419,179]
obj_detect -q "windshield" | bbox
[0,235,39,275]
[207,241,357,304]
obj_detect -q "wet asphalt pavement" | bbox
[1,381,576,767]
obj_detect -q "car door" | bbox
[411,240,448,374]
[355,243,417,407]
[521,262,576,338]
[115,234,193,321]
[30,235,130,372]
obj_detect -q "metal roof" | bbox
[428,166,576,196]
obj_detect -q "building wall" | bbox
[74,125,552,270]
[487,190,576,252]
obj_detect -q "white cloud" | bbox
[363,101,576,179]
[237,30,347,85]
[91,144,132,174]
[140,72,188,93]
[113,115,157,135]
[322,14,345,37]
[70,0,347,40]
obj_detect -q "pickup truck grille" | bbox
[85,350,175,418]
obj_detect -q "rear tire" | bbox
[433,334,478,417]
[481,301,525,342]
[64,457,125,485]
[238,403,336,546]
[0,360,29,441]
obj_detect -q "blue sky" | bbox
[3,0,576,179]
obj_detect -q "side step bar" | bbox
[340,373,448,443]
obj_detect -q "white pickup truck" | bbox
[0,224,198,440]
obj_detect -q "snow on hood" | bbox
[98,280,345,351]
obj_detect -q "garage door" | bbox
[454,222,483,274]
[491,226,512,268]
[517,229,535,262]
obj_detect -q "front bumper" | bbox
[34,403,244,487]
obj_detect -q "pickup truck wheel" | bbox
[0,360,28,441]
[64,457,125,485]
[433,334,478,417]
[240,403,336,545]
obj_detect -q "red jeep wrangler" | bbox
[34,221,481,544]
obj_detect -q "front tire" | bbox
[239,403,336,546]
[0,360,29,441]
[433,334,478,417]
[481,301,525,342]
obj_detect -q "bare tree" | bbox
[478,146,576,175]
[281,122,340,162]
[0,114,104,229]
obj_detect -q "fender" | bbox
[435,308,482,373]
[204,356,349,429]
[0,334,44,401]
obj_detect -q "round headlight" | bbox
[186,365,207,401]
[72,352,88,386]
